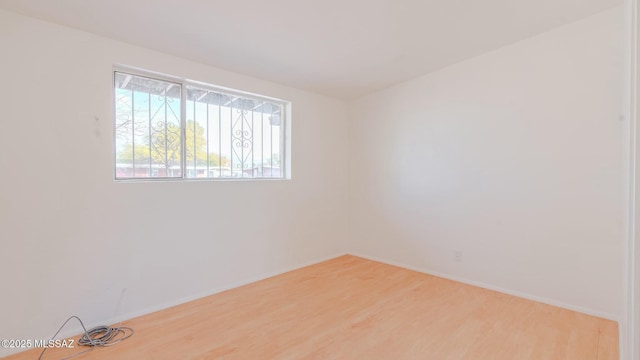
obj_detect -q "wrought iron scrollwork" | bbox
[231,108,254,171]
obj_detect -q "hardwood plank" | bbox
[4,255,618,360]
[597,318,619,360]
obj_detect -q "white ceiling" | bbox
[0,0,622,99]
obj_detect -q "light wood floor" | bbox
[6,255,618,360]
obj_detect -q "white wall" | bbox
[349,7,626,320]
[0,4,629,357]
[0,9,349,356]
[627,0,640,358]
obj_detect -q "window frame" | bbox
[112,66,289,182]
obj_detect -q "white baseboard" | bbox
[114,250,617,325]
[47,252,350,344]
[348,251,619,323]
[7,250,616,359]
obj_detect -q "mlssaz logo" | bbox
[34,339,75,348]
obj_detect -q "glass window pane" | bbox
[185,86,284,179]
[114,72,182,179]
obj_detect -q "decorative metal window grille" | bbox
[114,69,287,180]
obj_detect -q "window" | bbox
[114,69,287,180]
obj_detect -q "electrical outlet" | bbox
[454,251,462,262]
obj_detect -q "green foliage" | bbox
[117,120,228,167]
[117,143,151,163]
[207,153,230,167]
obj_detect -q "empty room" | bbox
[1,0,640,359]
